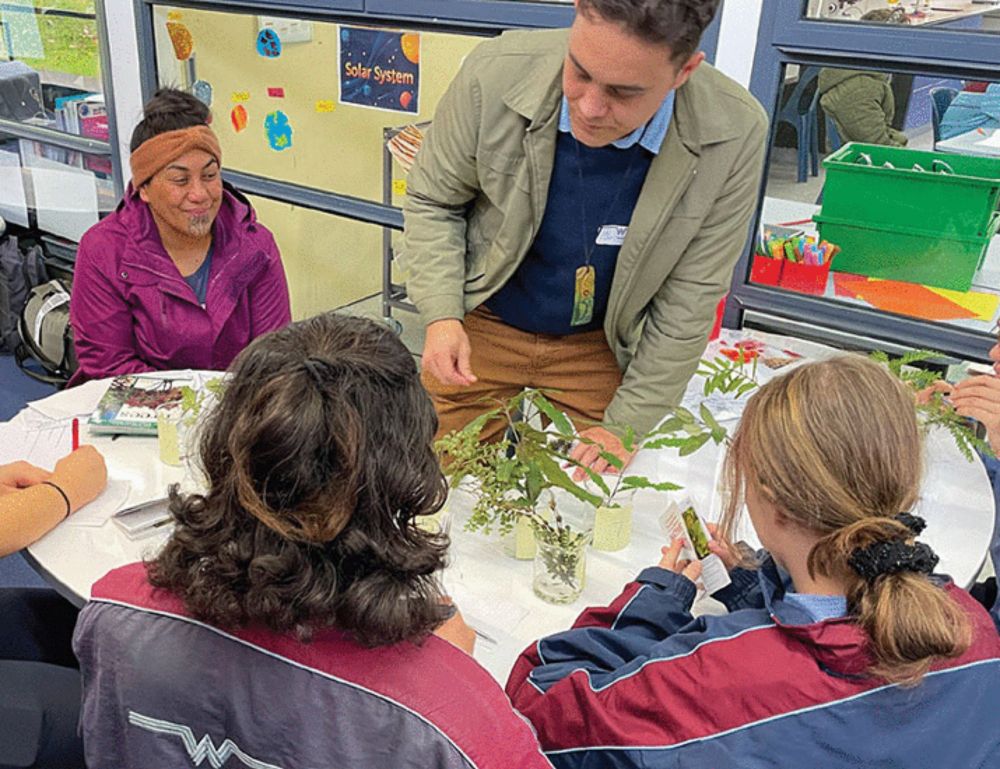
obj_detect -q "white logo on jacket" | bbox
[128,711,283,769]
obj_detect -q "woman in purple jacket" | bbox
[68,88,290,385]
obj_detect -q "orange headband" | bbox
[129,125,222,188]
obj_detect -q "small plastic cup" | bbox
[156,404,183,467]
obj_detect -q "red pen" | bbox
[72,418,79,451]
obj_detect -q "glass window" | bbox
[753,62,1000,336]
[0,1,107,136]
[151,6,487,202]
[804,0,1000,31]
[0,129,114,241]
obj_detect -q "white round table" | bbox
[12,367,997,681]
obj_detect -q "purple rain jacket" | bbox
[68,183,291,385]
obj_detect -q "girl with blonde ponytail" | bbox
[508,355,1000,769]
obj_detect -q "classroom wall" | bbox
[152,6,484,318]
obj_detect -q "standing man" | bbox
[402,0,767,475]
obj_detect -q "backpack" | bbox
[16,279,77,385]
[0,235,48,353]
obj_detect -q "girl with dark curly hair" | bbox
[72,313,551,769]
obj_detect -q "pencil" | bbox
[72,418,79,452]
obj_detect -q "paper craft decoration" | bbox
[264,110,292,151]
[339,26,420,114]
[833,273,982,322]
[256,28,281,58]
[166,21,194,60]
[257,17,313,44]
[230,104,248,133]
[386,124,424,172]
[231,91,250,102]
[315,100,335,113]
[927,286,1000,323]
[267,87,285,98]
[192,80,213,107]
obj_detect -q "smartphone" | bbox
[112,502,172,539]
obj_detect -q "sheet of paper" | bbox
[29,159,99,242]
[445,581,529,645]
[22,418,74,471]
[65,478,131,527]
[26,379,108,421]
[976,129,1000,149]
[0,149,29,226]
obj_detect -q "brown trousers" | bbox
[421,307,623,442]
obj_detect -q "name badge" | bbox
[596,225,628,246]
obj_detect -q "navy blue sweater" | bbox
[488,132,653,335]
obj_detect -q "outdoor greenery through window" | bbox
[0,1,105,127]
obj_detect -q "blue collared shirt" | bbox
[558,90,675,154]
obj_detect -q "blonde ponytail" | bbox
[721,355,971,685]
[810,516,970,686]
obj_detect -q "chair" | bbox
[929,87,958,146]
[825,115,843,153]
[776,66,821,183]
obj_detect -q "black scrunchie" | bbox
[848,540,939,582]
[893,512,927,536]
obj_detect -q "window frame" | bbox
[724,0,1000,362]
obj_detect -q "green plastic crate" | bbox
[813,142,1000,291]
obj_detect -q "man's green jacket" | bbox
[401,29,768,434]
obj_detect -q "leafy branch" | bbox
[870,349,995,462]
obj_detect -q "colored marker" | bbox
[72,418,79,451]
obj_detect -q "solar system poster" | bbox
[338,26,420,114]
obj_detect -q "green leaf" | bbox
[598,451,625,470]
[678,432,712,456]
[619,476,683,493]
[534,451,602,506]
[622,425,637,454]
[532,392,575,436]
[699,403,722,433]
[525,464,545,502]
[459,407,503,439]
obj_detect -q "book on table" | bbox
[88,375,188,436]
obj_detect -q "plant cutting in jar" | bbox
[436,390,602,536]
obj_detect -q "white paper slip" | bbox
[65,478,131,527]
[446,583,530,644]
[27,379,109,421]
[660,499,731,595]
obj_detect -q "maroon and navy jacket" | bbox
[68,183,291,386]
[506,559,1000,769]
[73,563,552,769]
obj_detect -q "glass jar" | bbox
[532,529,592,605]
